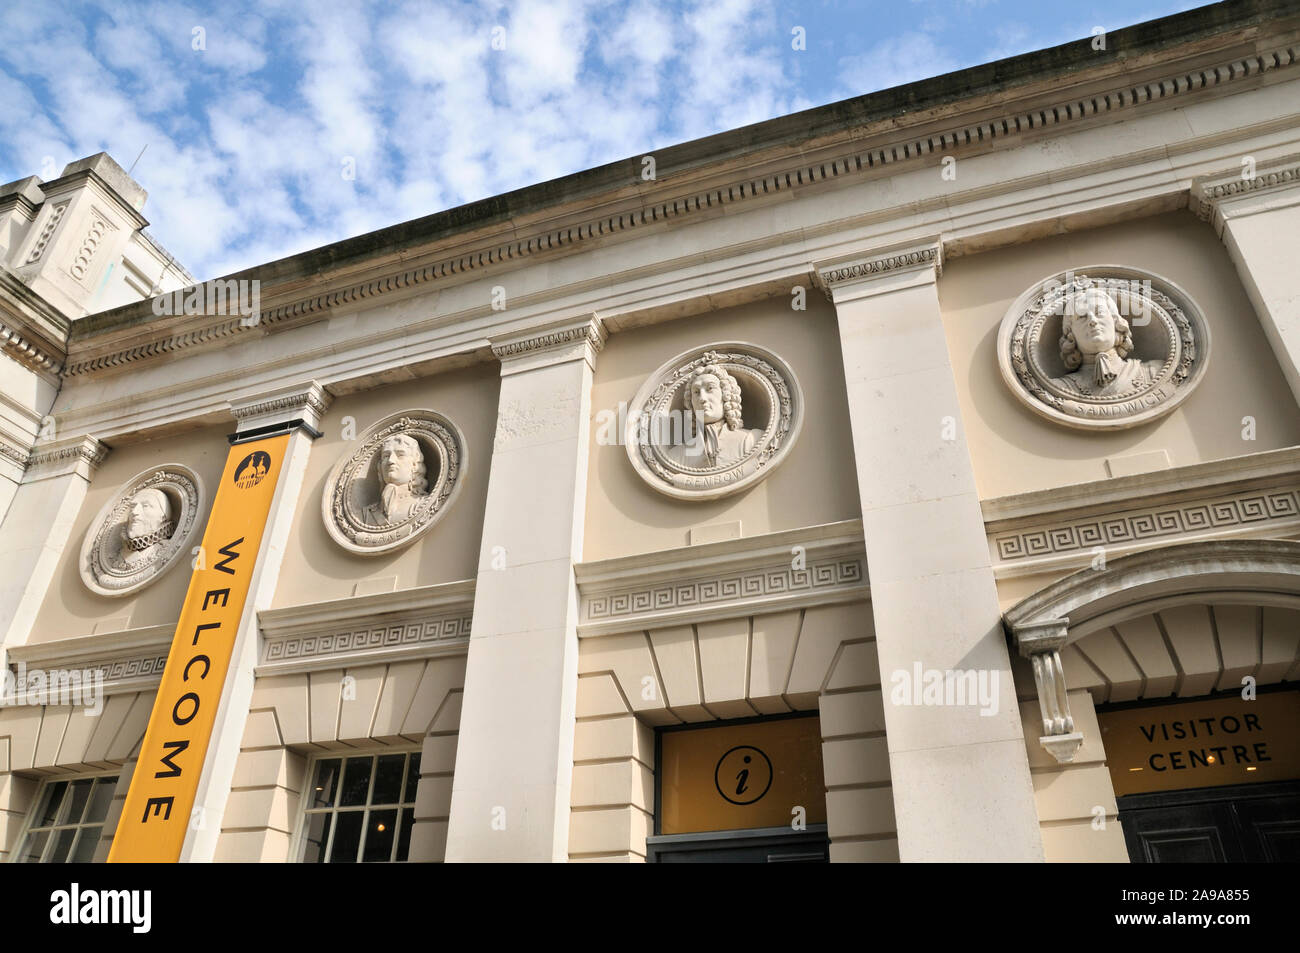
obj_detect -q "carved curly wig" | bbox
[685,363,744,432]
[1059,288,1133,371]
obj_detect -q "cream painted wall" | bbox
[939,211,1300,501]
[271,363,499,609]
[29,422,231,643]
[584,295,862,561]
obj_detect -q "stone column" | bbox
[1195,163,1300,406]
[0,435,109,650]
[816,244,1044,862]
[181,382,328,861]
[445,316,603,862]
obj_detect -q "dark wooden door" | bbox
[1118,781,1300,862]
[646,826,829,862]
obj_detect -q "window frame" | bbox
[291,748,423,864]
[10,769,122,864]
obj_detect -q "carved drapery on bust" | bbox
[321,410,466,555]
[79,466,204,596]
[624,342,803,501]
[997,266,1210,430]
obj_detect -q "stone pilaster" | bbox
[817,243,1044,862]
[0,434,109,650]
[1194,161,1300,407]
[180,382,328,861]
[445,316,603,862]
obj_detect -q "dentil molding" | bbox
[62,36,1300,379]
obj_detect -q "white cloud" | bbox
[0,0,1019,282]
[837,31,962,98]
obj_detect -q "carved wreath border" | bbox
[84,468,202,595]
[635,349,794,485]
[1009,275,1196,411]
[329,415,462,546]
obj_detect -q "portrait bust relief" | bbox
[625,343,803,501]
[79,466,204,596]
[997,267,1210,430]
[322,410,466,555]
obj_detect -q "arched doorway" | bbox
[1004,540,1300,862]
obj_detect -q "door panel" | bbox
[1118,781,1300,863]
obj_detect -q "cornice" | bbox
[256,579,475,675]
[5,624,173,697]
[0,268,69,374]
[575,520,868,637]
[0,431,31,469]
[984,448,1300,579]
[62,33,1300,379]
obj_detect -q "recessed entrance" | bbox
[1100,689,1300,862]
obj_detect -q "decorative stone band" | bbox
[985,450,1300,578]
[0,434,31,469]
[4,624,173,697]
[576,519,867,637]
[0,319,64,373]
[1192,159,1300,235]
[257,579,474,676]
[1007,618,1084,765]
[489,316,607,363]
[813,243,942,297]
[63,40,1300,378]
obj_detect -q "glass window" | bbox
[15,775,119,863]
[299,751,421,863]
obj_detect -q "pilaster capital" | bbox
[812,241,943,303]
[228,380,331,435]
[1192,157,1300,237]
[24,433,110,481]
[489,315,606,374]
[1008,617,1071,656]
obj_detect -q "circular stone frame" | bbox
[79,465,205,597]
[623,341,804,502]
[321,409,467,556]
[996,265,1211,431]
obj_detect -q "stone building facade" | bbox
[0,1,1298,863]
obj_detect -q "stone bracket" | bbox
[1011,617,1084,764]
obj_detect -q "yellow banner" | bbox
[109,435,288,862]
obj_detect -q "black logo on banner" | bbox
[233,451,272,489]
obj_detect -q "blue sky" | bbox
[0,0,1203,280]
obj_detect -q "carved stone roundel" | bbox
[79,465,204,597]
[996,266,1211,430]
[624,342,804,501]
[322,409,467,556]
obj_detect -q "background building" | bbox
[0,0,1297,863]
